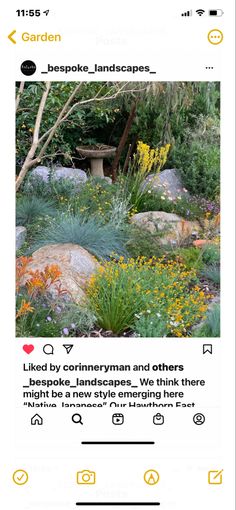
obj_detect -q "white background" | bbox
[0,0,235,509]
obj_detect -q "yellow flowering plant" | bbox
[121,141,171,213]
[87,256,210,337]
[136,141,170,175]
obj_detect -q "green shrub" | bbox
[69,178,117,221]
[23,173,78,199]
[23,174,53,198]
[49,176,78,199]
[16,293,63,337]
[201,265,220,285]
[174,247,204,271]
[169,196,205,220]
[32,214,127,259]
[133,312,168,337]
[126,225,164,259]
[58,304,96,335]
[136,189,174,214]
[16,196,56,226]
[202,244,220,265]
[132,187,207,221]
[194,303,220,337]
[87,257,208,336]
[179,142,220,199]
[173,113,220,201]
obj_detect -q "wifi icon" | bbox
[196,9,205,16]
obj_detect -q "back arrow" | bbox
[8,30,16,44]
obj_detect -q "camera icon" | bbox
[77,470,96,485]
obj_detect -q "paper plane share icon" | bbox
[63,344,74,354]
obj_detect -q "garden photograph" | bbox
[16,81,220,338]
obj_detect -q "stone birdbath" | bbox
[76,144,116,178]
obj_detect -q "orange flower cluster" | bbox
[16,299,34,319]
[16,256,66,321]
[16,256,32,292]
[26,264,62,297]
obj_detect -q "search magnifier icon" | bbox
[72,413,83,425]
[43,344,54,355]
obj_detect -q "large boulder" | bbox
[31,166,87,189]
[16,226,27,250]
[21,243,99,303]
[52,167,87,187]
[130,211,200,246]
[143,169,188,199]
[31,165,49,182]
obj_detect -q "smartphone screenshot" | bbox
[0,1,235,509]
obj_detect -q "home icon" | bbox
[31,414,43,426]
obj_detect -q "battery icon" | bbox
[209,9,224,16]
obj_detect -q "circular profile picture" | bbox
[193,413,205,425]
[20,60,36,76]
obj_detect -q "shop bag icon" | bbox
[153,413,164,425]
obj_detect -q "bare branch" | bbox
[33,82,51,145]
[60,83,146,123]
[15,82,51,191]
[38,83,83,144]
[39,82,147,143]
[15,82,25,112]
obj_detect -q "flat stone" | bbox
[20,243,100,303]
[16,226,27,250]
[143,168,188,199]
[130,211,200,246]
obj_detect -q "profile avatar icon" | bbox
[193,413,205,425]
[21,60,36,76]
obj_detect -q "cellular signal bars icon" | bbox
[181,10,192,16]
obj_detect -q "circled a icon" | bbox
[144,469,160,485]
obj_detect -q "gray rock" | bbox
[52,167,87,187]
[143,168,188,200]
[16,226,27,250]
[31,166,50,182]
[30,166,87,190]
[104,176,112,185]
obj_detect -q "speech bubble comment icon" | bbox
[43,344,54,355]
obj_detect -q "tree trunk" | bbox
[111,101,137,183]
[16,82,51,191]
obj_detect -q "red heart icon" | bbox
[23,344,34,354]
